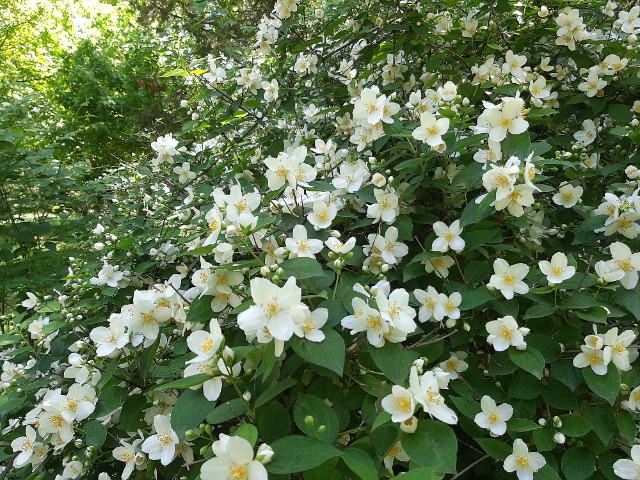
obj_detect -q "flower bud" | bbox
[400,416,418,433]
[553,416,562,428]
[260,266,270,276]
[515,342,527,351]
[317,425,327,433]
[185,429,199,440]
[553,432,566,444]
[305,415,315,428]
[538,418,547,427]
[256,444,274,464]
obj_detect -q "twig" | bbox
[451,454,490,479]
[407,329,458,349]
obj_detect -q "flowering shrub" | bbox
[3,0,640,479]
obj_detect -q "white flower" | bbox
[47,384,95,422]
[353,86,386,126]
[552,183,583,208]
[173,162,196,183]
[432,220,465,253]
[539,252,576,284]
[200,434,268,480]
[381,385,416,423]
[11,425,37,468]
[294,307,327,342]
[614,445,640,479]
[307,201,337,230]
[237,277,305,342]
[90,316,129,357]
[439,352,469,380]
[573,345,612,375]
[486,315,525,351]
[604,328,637,371]
[628,386,640,412]
[474,139,502,168]
[439,292,462,321]
[22,292,38,309]
[488,259,530,300]
[366,227,408,265]
[483,164,518,201]
[141,414,179,466]
[325,236,356,254]
[574,119,597,146]
[529,76,551,99]
[412,111,449,147]
[475,96,529,142]
[619,6,640,34]
[285,225,323,258]
[494,184,535,217]
[261,79,279,102]
[422,255,455,278]
[375,288,417,335]
[474,396,513,436]
[341,297,387,347]
[113,440,143,480]
[408,367,458,424]
[607,242,640,289]
[594,260,625,283]
[186,319,224,363]
[502,50,527,79]
[414,286,444,322]
[504,439,546,480]
[383,441,410,469]
[367,188,400,224]
[578,71,607,97]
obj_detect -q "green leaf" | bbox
[523,304,554,320]
[508,347,545,379]
[206,398,248,424]
[84,420,107,449]
[561,447,596,480]
[583,364,620,405]
[463,229,501,252]
[616,284,640,321]
[234,424,258,447]
[459,287,494,310]
[171,389,212,441]
[258,402,291,443]
[449,396,481,419]
[290,329,345,377]
[391,467,441,480]
[186,296,215,323]
[543,379,577,410]
[561,293,602,309]
[508,374,544,400]
[368,342,417,385]
[266,435,342,474]
[507,418,541,432]
[401,420,457,474]
[475,438,512,460]
[93,386,125,418]
[536,465,562,480]
[119,394,149,431]
[151,374,211,391]
[502,132,531,161]
[576,306,609,323]
[255,378,297,408]
[279,257,334,291]
[293,393,339,443]
[341,448,378,480]
[559,414,592,437]
[582,403,615,445]
[526,335,561,363]
[617,410,636,445]
[95,358,119,391]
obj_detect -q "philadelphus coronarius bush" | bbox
[4,0,640,479]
